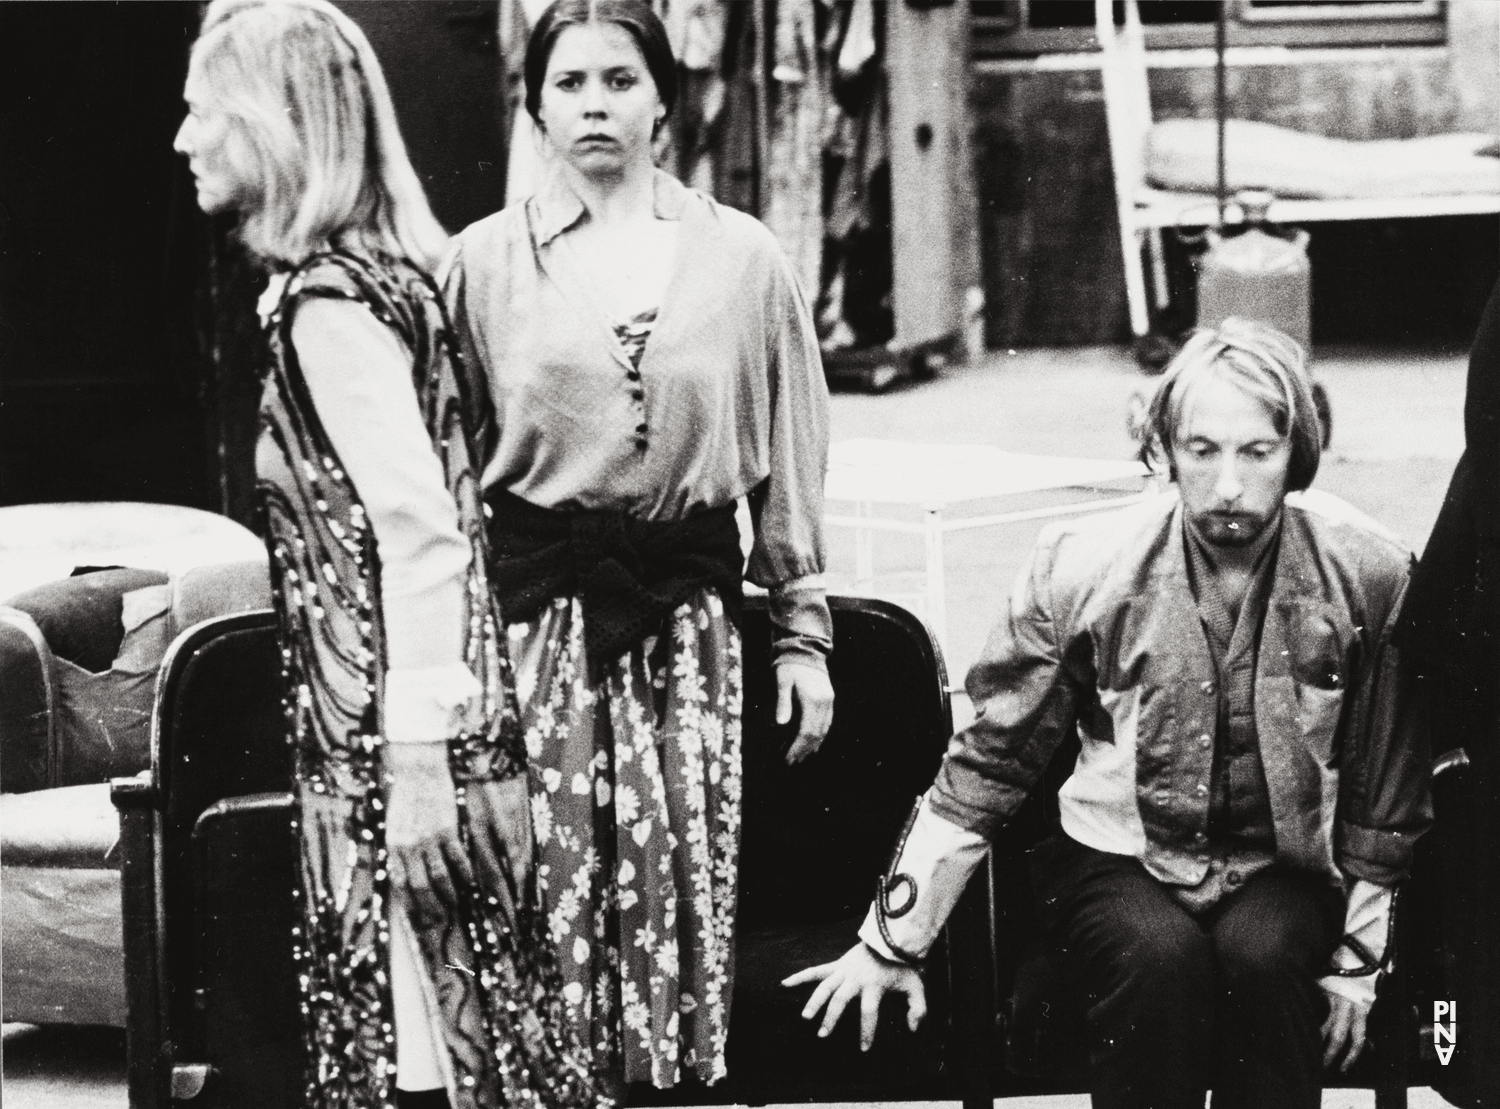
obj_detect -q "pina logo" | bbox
[1434,1001,1457,1065]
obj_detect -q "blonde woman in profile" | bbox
[172,3,592,1106]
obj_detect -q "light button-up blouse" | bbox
[442,170,832,667]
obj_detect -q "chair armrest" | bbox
[0,605,57,792]
[112,769,168,1109]
[111,770,159,810]
[193,790,296,831]
[1433,748,1469,779]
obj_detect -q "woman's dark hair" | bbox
[524,0,677,126]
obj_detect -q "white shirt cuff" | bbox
[1336,879,1395,970]
[1317,879,1394,1017]
[856,793,989,964]
[385,663,483,744]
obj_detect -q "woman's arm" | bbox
[291,296,481,917]
[292,297,479,728]
[748,249,836,760]
[437,238,500,472]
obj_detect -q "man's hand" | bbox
[464,775,533,906]
[777,661,834,764]
[1320,881,1390,1072]
[782,942,926,1051]
[1320,975,1375,1072]
[385,742,472,924]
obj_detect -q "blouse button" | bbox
[636,423,648,434]
[627,370,641,381]
[635,439,648,451]
[632,390,644,402]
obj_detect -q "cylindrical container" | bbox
[1196,189,1312,353]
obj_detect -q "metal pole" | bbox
[924,507,948,662]
[751,0,770,217]
[1216,0,1228,226]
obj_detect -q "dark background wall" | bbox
[334,1,510,233]
[0,1,507,518]
[0,2,207,507]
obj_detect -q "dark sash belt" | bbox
[484,488,744,679]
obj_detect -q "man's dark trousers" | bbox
[1030,834,1345,1109]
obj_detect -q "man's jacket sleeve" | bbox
[928,528,1086,838]
[1337,569,1433,887]
[859,531,1085,963]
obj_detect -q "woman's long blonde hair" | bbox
[192,0,448,269]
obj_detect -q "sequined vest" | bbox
[256,250,523,797]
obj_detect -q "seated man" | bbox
[789,319,1432,1109]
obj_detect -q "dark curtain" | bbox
[0,1,509,521]
[0,1,209,507]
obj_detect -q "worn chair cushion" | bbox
[0,609,53,793]
[0,783,120,869]
[8,568,170,673]
[170,559,271,633]
[1,560,272,791]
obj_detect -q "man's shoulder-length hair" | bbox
[1139,317,1322,493]
[192,0,448,271]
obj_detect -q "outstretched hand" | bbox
[782,942,926,1051]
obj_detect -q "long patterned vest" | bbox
[256,250,593,1109]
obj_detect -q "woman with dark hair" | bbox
[173,3,591,1106]
[443,0,835,1091]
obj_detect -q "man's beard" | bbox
[1194,509,1271,547]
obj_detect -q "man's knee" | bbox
[1119,917,1210,977]
[1074,910,1215,1083]
[1045,846,1214,1000]
[1216,931,1307,987]
[1087,908,1214,1007]
[1214,872,1341,988]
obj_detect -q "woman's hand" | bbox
[385,742,472,924]
[463,775,535,905]
[777,661,835,765]
[783,943,926,1051]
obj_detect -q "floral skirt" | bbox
[508,590,743,1089]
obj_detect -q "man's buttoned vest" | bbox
[929,490,1430,891]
